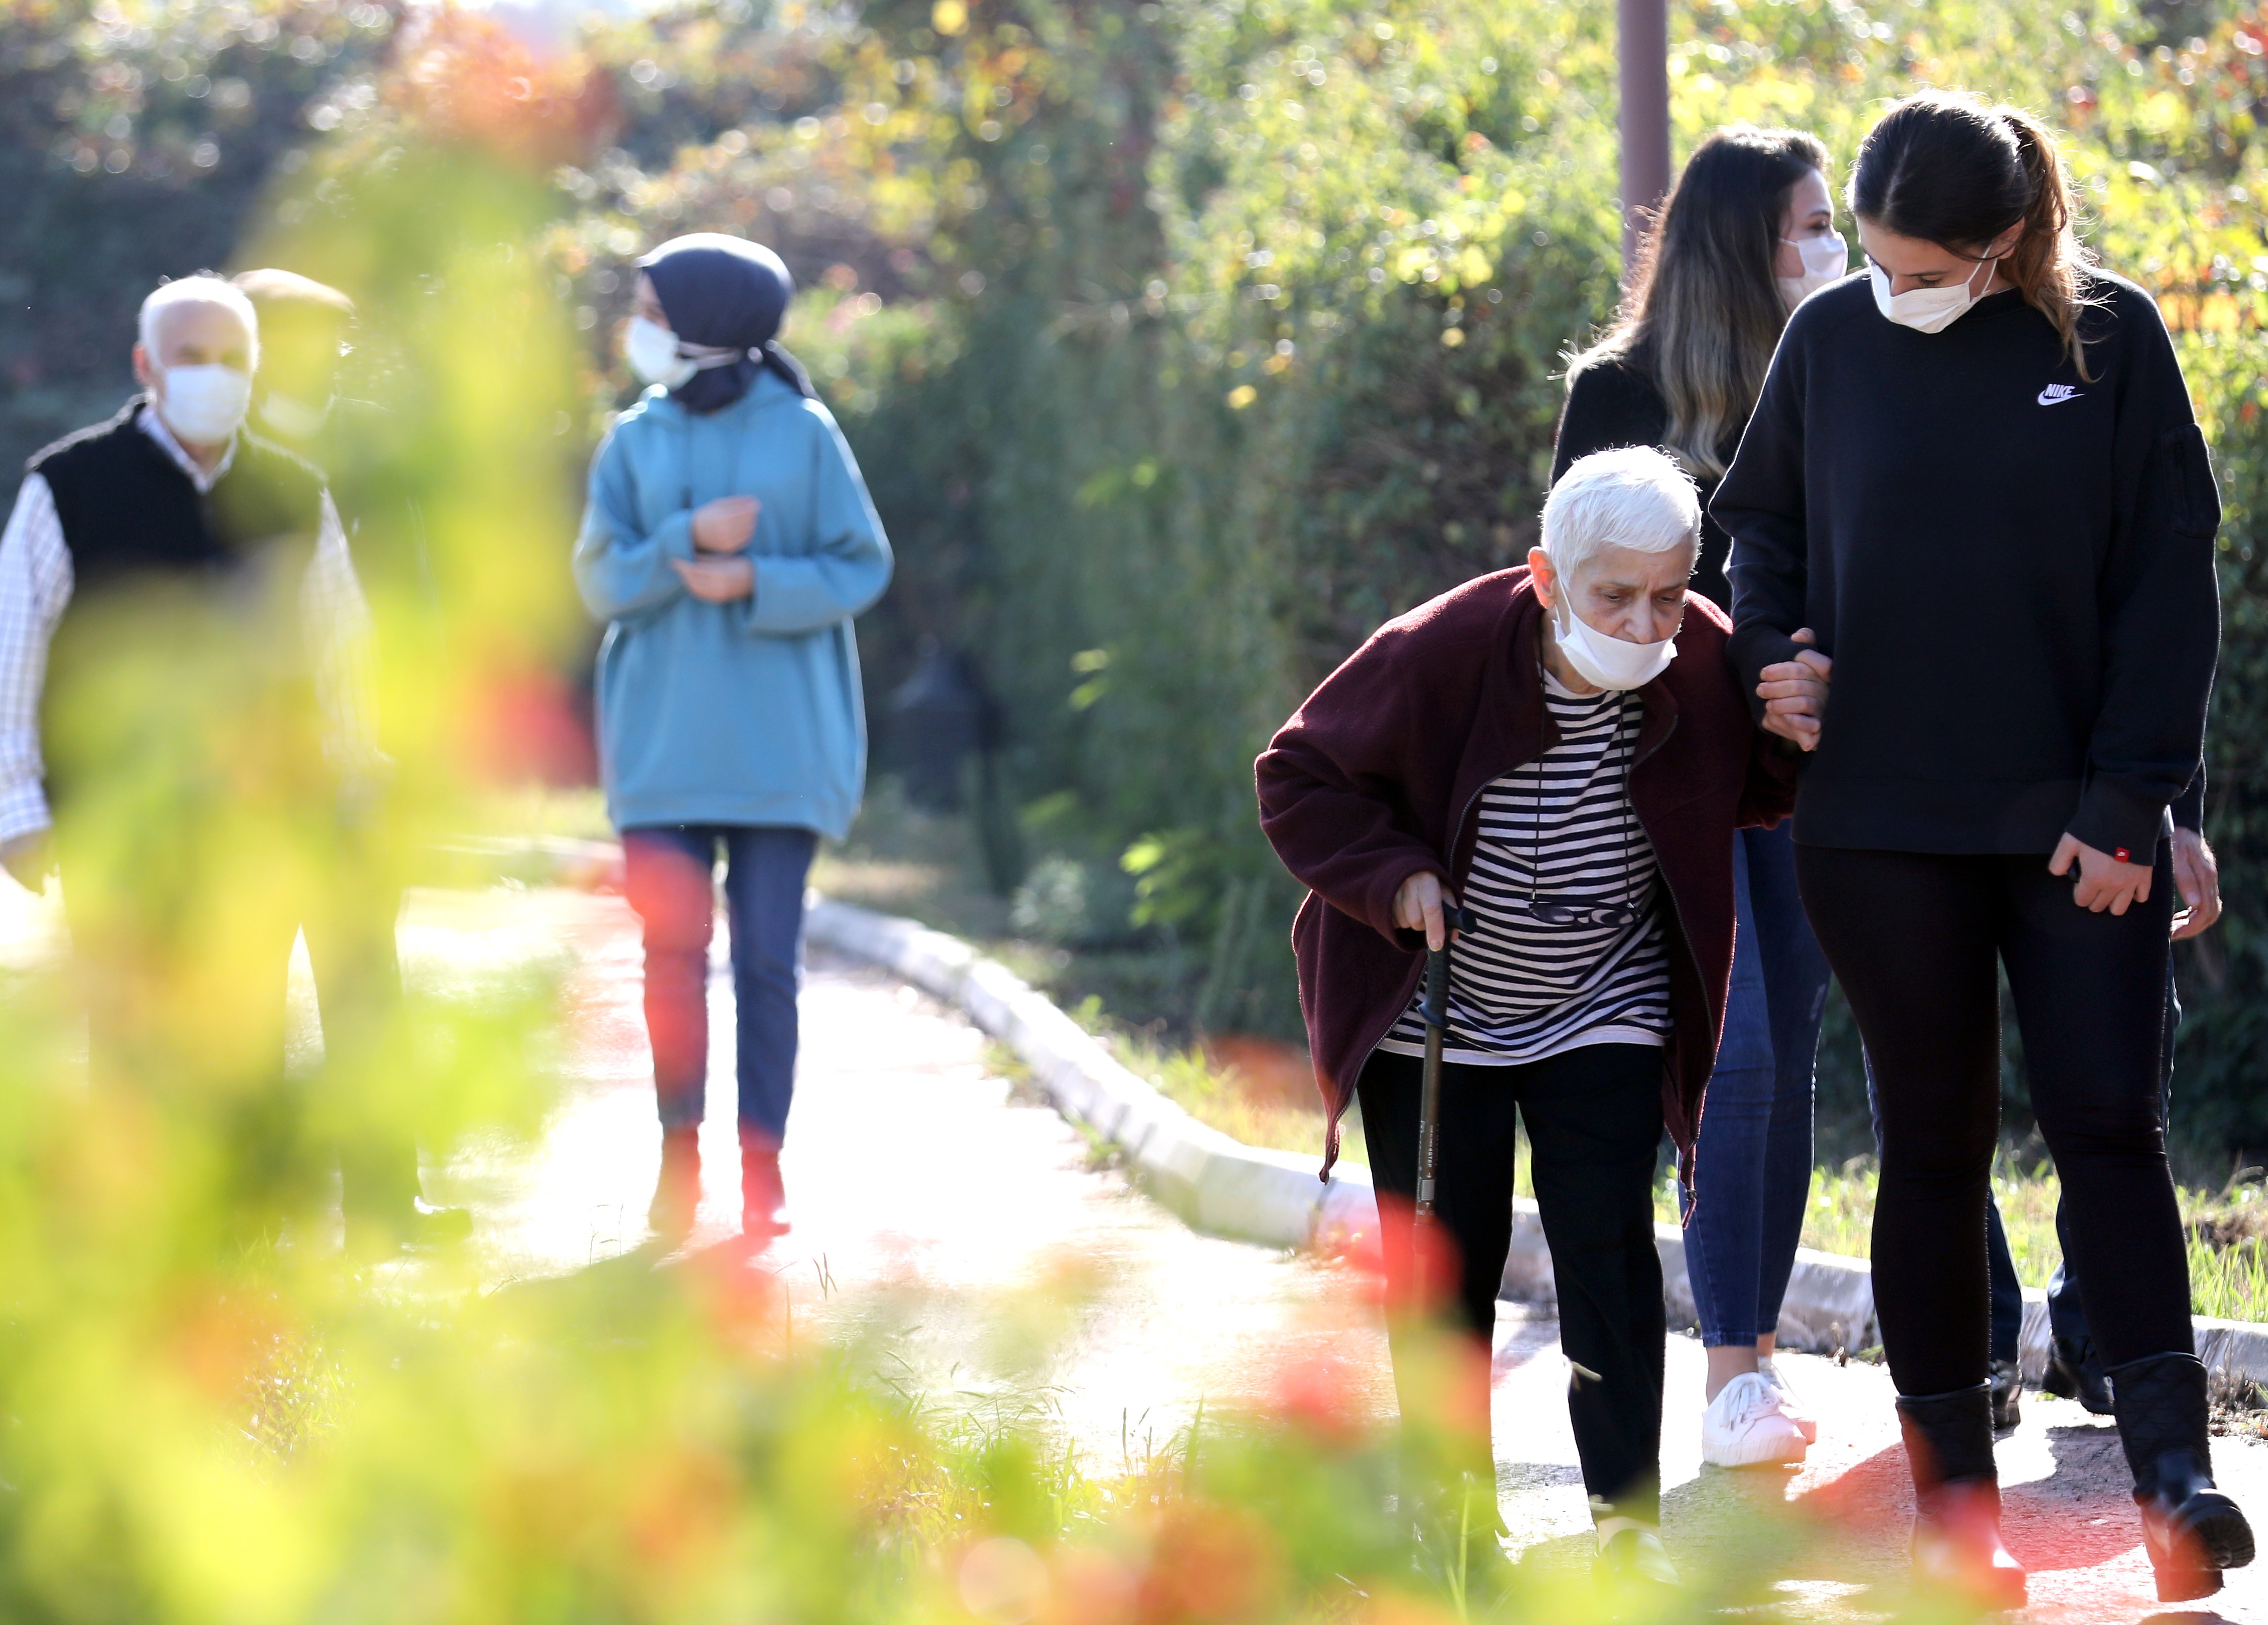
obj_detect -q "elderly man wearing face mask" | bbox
[1256,446,1819,1588]
[0,276,376,1136]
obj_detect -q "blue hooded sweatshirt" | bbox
[573,372,892,839]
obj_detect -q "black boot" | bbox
[648,1128,700,1244]
[1988,1359,2023,1435]
[2044,1332,2113,1415]
[1897,1384,2026,1610]
[2109,1352,2255,1601]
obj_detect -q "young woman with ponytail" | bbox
[1718,92,2243,1607]
[1556,126,1842,1473]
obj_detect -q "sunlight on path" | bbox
[414,885,1395,1466]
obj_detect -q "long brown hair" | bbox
[1850,91,2099,379]
[1574,125,1830,480]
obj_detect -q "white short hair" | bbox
[1540,445,1700,581]
[138,275,259,369]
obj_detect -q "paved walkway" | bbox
[417,884,2268,1624]
[412,885,1394,1468]
[10,879,2268,1620]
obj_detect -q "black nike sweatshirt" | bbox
[1717,269,2219,863]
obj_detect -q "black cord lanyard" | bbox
[1525,688,1641,929]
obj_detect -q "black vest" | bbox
[30,398,325,595]
[27,399,329,812]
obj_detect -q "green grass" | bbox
[1117,1033,1367,1170]
[1718,1150,2268,1323]
[1782,1153,2066,1285]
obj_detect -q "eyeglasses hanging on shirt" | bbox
[1505,694,1647,930]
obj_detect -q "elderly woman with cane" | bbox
[1256,447,1815,1587]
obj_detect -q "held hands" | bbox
[2050,833,2153,915]
[1,831,54,895]
[2170,826,2221,940]
[1392,870,1460,952]
[1757,628,1833,752]
[692,495,759,554]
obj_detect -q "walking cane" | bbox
[1415,903,1475,1228]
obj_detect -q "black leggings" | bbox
[1359,1042,1665,1521]
[1796,845,2191,1397]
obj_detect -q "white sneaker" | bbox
[1758,1356,1820,1444]
[1703,1371,1809,1467]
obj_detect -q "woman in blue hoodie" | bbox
[574,234,892,1244]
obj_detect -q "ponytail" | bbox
[1850,91,2103,379]
[1997,106,2098,381]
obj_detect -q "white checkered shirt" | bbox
[0,407,377,845]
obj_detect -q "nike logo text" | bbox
[2038,384,2083,405]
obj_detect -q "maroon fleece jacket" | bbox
[1254,568,1796,1181]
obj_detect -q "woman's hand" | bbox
[1757,627,1833,752]
[1392,870,1460,952]
[2049,833,2153,915]
[691,494,759,554]
[672,555,755,603]
[2170,827,2221,939]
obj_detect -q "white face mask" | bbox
[157,363,252,446]
[625,316,696,389]
[1552,595,1678,692]
[1869,253,1994,334]
[257,389,333,441]
[1777,229,1848,312]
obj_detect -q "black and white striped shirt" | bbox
[1379,672,1671,1067]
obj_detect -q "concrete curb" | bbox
[468,841,2268,1380]
[1498,1203,1878,1359]
[803,896,1350,1250]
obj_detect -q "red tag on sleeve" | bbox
[2114,847,2132,864]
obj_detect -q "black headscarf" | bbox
[639,233,815,414]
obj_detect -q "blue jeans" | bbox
[621,825,817,1145]
[1682,823,1832,1347]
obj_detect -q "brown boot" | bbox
[741,1135,790,1242]
[648,1128,700,1244]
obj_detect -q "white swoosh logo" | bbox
[2037,387,2082,405]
